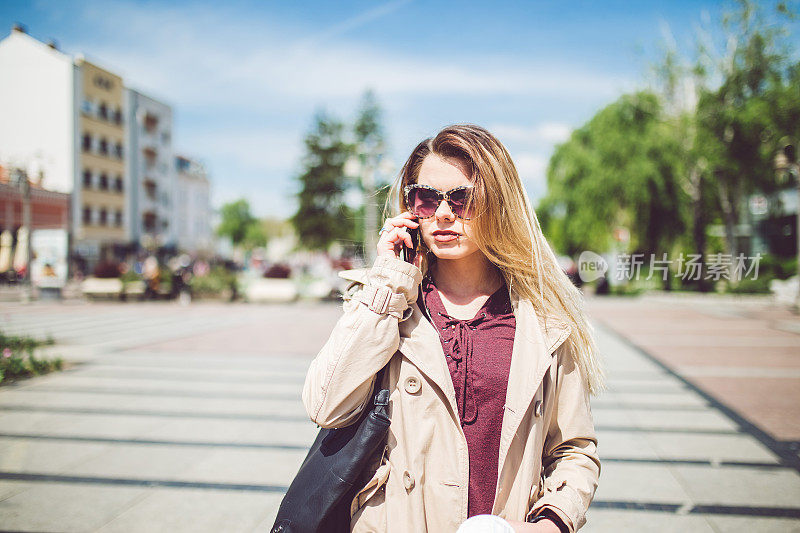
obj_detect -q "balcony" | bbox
[143,178,157,201]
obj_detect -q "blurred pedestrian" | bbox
[303,125,603,532]
[143,255,160,300]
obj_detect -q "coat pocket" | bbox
[350,449,392,517]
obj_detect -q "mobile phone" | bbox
[401,226,419,264]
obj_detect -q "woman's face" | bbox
[414,154,481,263]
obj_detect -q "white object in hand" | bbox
[456,514,515,533]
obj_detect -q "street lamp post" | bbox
[346,143,386,267]
[12,168,33,302]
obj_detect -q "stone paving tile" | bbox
[58,444,214,481]
[30,374,304,396]
[139,418,316,445]
[96,487,282,533]
[669,463,800,507]
[0,436,108,474]
[590,408,636,427]
[593,463,691,503]
[180,447,308,486]
[236,421,319,449]
[705,515,800,532]
[0,482,150,532]
[583,509,716,532]
[0,480,32,503]
[595,431,663,460]
[688,376,800,441]
[0,389,310,418]
[593,391,710,408]
[623,408,740,431]
[643,432,783,463]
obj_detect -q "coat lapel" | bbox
[397,299,460,418]
[495,289,572,498]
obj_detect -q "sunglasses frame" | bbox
[403,184,475,220]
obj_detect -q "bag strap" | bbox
[371,365,390,421]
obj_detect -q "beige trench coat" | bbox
[302,256,600,533]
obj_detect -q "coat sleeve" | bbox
[528,343,600,532]
[302,255,423,429]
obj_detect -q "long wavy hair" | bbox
[385,124,605,395]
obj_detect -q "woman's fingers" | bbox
[377,212,419,259]
[381,212,419,231]
[377,226,414,258]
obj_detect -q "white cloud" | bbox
[513,152,550,196]
[490,123,573,147]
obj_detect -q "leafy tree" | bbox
[217,199,261,249]
[291,111,356,251]
[693,0,800,258]
[541,92,688,261]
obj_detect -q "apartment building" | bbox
[0,25,131,267]
[175,155,213,253]
[126,89,176,251]
[75,57,128,261]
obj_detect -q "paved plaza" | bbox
[0,296,798,532]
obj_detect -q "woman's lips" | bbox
[433,232,459,242]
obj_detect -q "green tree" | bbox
[694,0,800,258]
[217,199,260,248]
[291,110,356,251]
[541,92,688,262]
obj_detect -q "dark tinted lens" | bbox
[448,188,472,218]
[409,187,441,217]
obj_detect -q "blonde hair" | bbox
[386,124,605,395]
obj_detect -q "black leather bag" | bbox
[271,368,390,533]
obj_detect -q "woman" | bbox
[302,124,604,533]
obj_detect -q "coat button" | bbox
[404,376,421,394]
[403,470,415,490]
[534,400,543,417]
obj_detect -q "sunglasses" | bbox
[403,184,475,220]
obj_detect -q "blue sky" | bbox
[1,0,731,218]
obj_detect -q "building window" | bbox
[113,108,123,125]
[144,113,159,133]
[143,212,157,233]
[99,138,108,156]
[82,133,92,152]
[99,208,107,226]
[82,206,92,225]
[144,147,157,169]
[115,142,123,159]
[98,102,108,120]
[82,169,92,188]
[81,99,93,115]
[115,176,123,192]
[115,210,123,227]
[99,173,109,190]
[93,75,113,91]
[144,179,157,200]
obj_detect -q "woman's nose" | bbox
[435,200,455,220]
